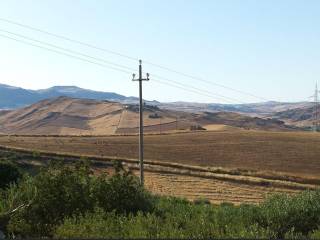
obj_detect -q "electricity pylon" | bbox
[309,83,320,132]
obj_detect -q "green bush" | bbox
[0,160,22,189]
[55,199,270,239]
[5,161,154,237]
[2,158,320,239]
[92,172,154,214]
[257,190,320,238]
[55,190,320,239]
[7,162,94,236]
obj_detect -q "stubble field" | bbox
[0,130,319,178]
[0,130,319,204]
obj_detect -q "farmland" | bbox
[0,129,319,204]
[0,130,319,178]
[0,143,307,205]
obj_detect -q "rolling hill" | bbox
[0,96,295,135]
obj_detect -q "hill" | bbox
[0,97,294,135]
[0,83,312,117]
[0,83,136,109]
[272,106,316,128]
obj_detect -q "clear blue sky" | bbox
[0,0,319,103]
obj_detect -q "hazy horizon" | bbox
[0,81,312,105]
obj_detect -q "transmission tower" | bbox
[310,83,320,132]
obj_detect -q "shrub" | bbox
[7,162,94,236]
[0,160,22,189]
[257,190,320,238]
[55,209,127,239]
[5,161,154,237]
[3,158,320,239]
[55,199,270,239]
[92,171,154,214]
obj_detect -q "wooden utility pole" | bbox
[132,60,149,185]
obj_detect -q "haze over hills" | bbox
[0,83,312,115]
[0,96,295,135]
[0,83,138,109]
[272,105,316,128]
[159,101,312,116]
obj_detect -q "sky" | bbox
[0,0,319,104]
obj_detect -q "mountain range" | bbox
[0,83,137,109]
[0,83,316,132]
[0,83,312,114]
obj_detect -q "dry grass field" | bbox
[0,143,310,204]
[0,130,319,204]
[0,130,319,179]
[141,171,301,205]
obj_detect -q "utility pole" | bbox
[132,60,149,185]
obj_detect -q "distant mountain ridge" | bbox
[158,101,312,115]
[0,83,137,109]
[0,83,312,117]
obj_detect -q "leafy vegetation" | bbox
[0,158,319,239]
[0,160,153,237]
[0,160,22,189]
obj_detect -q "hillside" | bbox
[272,106,316,128]
[0,97,294,135]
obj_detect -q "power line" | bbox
[0,33,132,75]
[152,78,235,103]
[0,33,225,102]
[152,74,245,104]
[0,17,269,102]
[145,61,269,102]
[0,29,136,72]
[0,30,243,103]
[0,17,138,61]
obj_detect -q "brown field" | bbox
[142,172,301,205]
[0,144,310,205]
[1,130,319,178]
[0,130,319,203]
